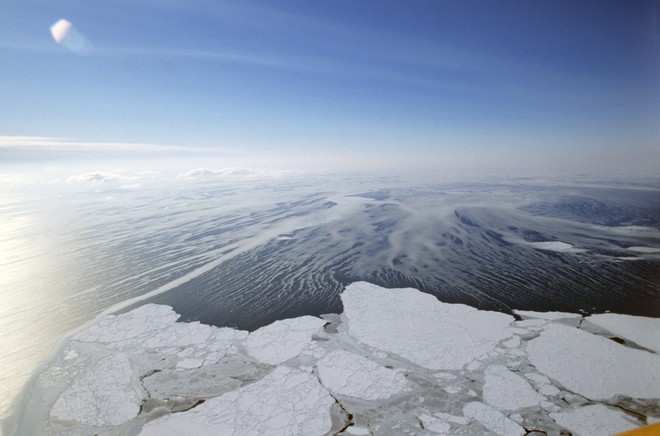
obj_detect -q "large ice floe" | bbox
[8,282,660,435]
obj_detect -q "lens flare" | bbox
[50,19,72,43]
[50,18,92,55]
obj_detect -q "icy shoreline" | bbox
[6,282,660,435]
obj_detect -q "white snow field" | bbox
[9,282,659,435]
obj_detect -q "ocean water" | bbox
[1,173,659,421]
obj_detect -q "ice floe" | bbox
[527,323,660,399]
[245,316,326,365]
[316,349,410,400]
[587,312,660,353]
[72,304,180,344]
[341,281,514,370]
[140,366,334,436]
[550,404,638,436]
[7,281,659,435]
[463,402,525,436]
[50,352,141,426]
[510,239,588,254]
[529,241,578,252]
[483,365,544,410]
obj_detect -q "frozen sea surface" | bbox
[7,282,659,435]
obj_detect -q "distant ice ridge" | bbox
[9,282,660,435]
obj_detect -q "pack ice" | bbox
[8,282,660,435]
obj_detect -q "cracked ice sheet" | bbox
[244,315,326,365]
[551,404,638,436]
[527,324,660,399]
[341,282,514,370]
[587,313,660,353]
[463,402,524,436]
[72,303,240,354]
[50,352,141,426]
[73,304,179,343]
[316,349,410,400]
[139,366,334,436]
[483,365,544,410]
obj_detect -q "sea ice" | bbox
[528,241,585,253]
[550,404,638,436]
[245,316,326,365]
[443,386,461,394]
[587,313,660,353]
[463,402,525,436]
[344,426,371,435]
[432,412,469,425]
[514,318,547,328]
[341,281,513,370]
[527,324,660,399]
[483,365,544,410]
[139,366,334,436]
[502,336,521,348]
[417,413,451,433]
[73,303,225,355]
[316,349,410,400]
[514,309,582,320]
[72,304,179,344]
[50,352,141,426]
[12,282,660,436]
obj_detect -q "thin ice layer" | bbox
[244,316,326,365]
[50,352,141,426]
[341,282,514,370]
[139,366,334,436]
[316,349,410,400]
[527,324,660,399]
[587,313,660,353]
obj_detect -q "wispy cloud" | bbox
[0,136,225,155]
[66,171,135,184]
[102,45,315,73]
[177,167,295,180]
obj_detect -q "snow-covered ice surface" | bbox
[140,366,334,436]
[341,281,514,370]
[316,350,411,400]
[245,316,327,365]
[527,324,660,399]
[482,365,544,410]
[50,352,141,426]
[586,313,660,353]
[8,282,660,435]
[550,404,639,436]
[463,402,525,436]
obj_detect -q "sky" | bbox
[0,0,658,176]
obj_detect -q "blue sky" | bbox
[1,0,658,175]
